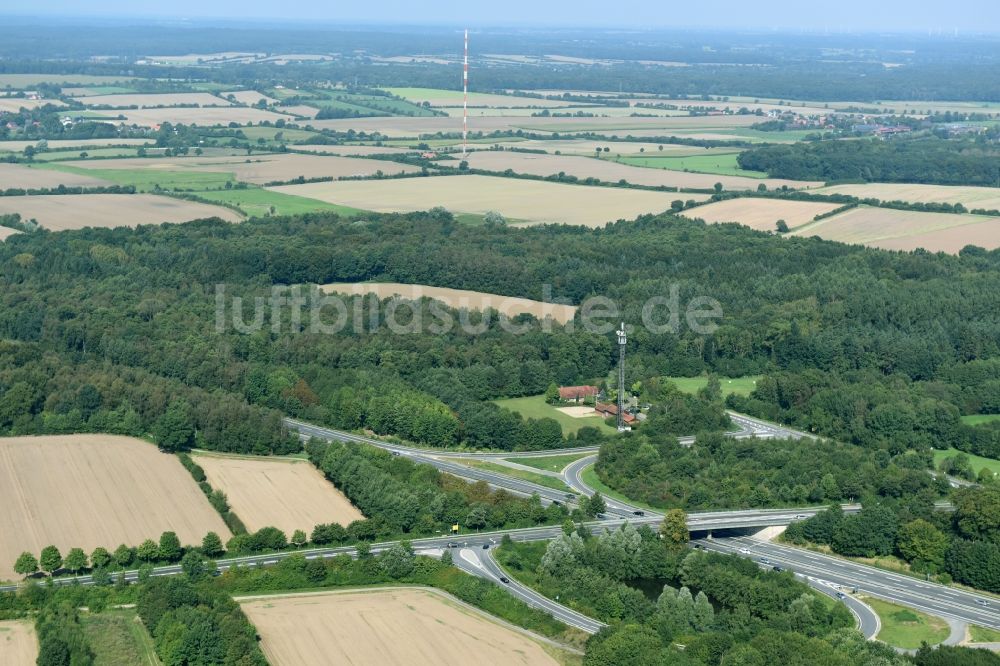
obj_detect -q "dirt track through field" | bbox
[0,435,230,581]
[193,454,364,533]
[323,282,578,324]
[0,620,37,664]
[241,588,560,666]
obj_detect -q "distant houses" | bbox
[595,402,637,425]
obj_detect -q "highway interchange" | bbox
[7,411,998,646]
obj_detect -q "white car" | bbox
[738,547,752,555]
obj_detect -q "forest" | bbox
[3,210,1000,461]
[737,138,1000,186]
[494,524,995,665]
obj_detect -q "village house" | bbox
[558,385,598,403]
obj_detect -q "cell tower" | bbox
[616,322,628,432]
[462,28,469,157]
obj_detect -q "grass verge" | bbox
[443,458,575,494]
[970,625,1000,643]
[864,597,949,649]
[506,453,594,473]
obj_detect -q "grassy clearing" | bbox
[970,625,1000,643]
[932,447,1000,477]
[237,126,320,142]
[444,458,575,494]
[494,395,615,434]
[663,375,761,397]
[506,453,594,473]
[865,597,949,649]
[616,153,767,178]
[961,414,1000,425]
[82,610,161,665]
[31,147,145,161]
[193,187,368,217]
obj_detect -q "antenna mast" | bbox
[616,322,628,432]
[463,28,468,158]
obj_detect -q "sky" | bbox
[9,0,1000,33]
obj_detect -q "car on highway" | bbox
[976,599,990,607]
[794,514,807,520]
[565,493,575,500]
[446,542,459,548]
[499,576,510,584]
[836,592,846,600]
[759,557,770,564]
[595,513,606,519]
[482,543,489,550]
[633,510,645,516]
[738,547,751,554]
[772,565,784,572]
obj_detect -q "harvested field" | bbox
[0,435,230,581]
[119,106,294,127]
[0,194,242,231]
[814,183,1000,212]
[221,90,279,105]
[681,198,843,231]
[63,153,418,184]
[789,206,1000,253]
[0,227,20,241]
[0,620,37,665]
[270,175,684,227]
[192,453,363,534]
[0,139,154,152]
[0,98,63,113]
[462,151,815,191]
[323,282,577,324]
[81,92,230,108]
[291,144,418,156]
[308,113,760,137]
[384,87,574,108]
[276,104,320,118]
[241,588,560,666]
[0,163,111,189]
[0,74,133,87]
[476,139,722,156]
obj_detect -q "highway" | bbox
[701,535,1000,632]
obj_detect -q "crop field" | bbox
[0,138,154,152]
[0,194,241,231]
[62,153,419,184]
[323,282,578,324]
[41,163,236,190]
[220,90,279,105]
[241,588,560,666]
[462,151,812,191]
[788,206,1000,253]
[814,183,1000,211]
[192,453,363,533]
[119,106,295,127]
[494,395,615,434]
[0,74,134,87]
[0,620,37,664]
[270,175,685,227]
[80,92,231,108]
[0,435,231,581]
[681,198,843,231]
[384,87,575,108]
[0,163,110,189]
[0,227,20,241]
[291,144,417,155]
[0,98,64,112]
[616,152,767,178]
[192,188,367,217]
[479,139,728,156]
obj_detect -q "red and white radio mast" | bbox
[463,28,469,157]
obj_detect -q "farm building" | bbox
[559,385,598,402]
